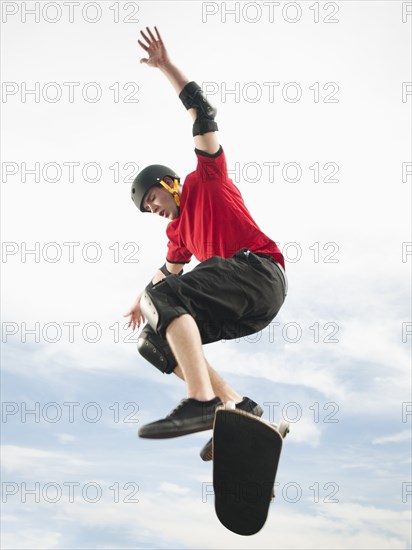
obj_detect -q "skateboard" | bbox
[212,402,289,536]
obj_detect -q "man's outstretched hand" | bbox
[123,291,146,332]
[138,26,170,68]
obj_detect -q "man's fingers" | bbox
[140,29,151,46]
[154,26,163,43]
[137,39,149,51]
[146,26,156,43]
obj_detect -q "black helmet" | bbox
[131,164,180,213]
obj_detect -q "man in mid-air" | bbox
[125,27,287,461]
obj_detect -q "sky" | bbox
[1,0,411,548]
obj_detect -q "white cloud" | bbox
[372,430,412,445]
[1,530,62,550]
[281,415,322,447]
[4,492,408,550]
[56,433,76,444]
[1,445,92,477]
[158,482,190,495]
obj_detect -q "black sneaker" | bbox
[138,397,222,439]
[199,397,264,461]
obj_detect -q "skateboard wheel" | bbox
[224,401,236,410]
[278,420,290,438]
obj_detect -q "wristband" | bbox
[146,264,183,292]
[159,263,183,277]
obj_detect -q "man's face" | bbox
[142,176,180,220]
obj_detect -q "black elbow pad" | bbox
[179,81,218,137]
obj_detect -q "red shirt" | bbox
[166,147,285,269]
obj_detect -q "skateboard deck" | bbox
[212,404,288,536]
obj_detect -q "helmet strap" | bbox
[159,178,180,208]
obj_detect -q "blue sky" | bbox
[1,1,411,548]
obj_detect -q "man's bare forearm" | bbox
[159,60,189,95]
[138,27,219,154]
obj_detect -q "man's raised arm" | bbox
[138,26,220,155]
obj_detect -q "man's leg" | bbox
[138,306,222,439]
[173,361,242,404]
[137,322,243,402]
[137,311,262,440]
[173,358,263,461]
[137,251,285,439]
[165,314,215,401]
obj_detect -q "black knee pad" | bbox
[137,324,177,375]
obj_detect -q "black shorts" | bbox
[147,248,287,344]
